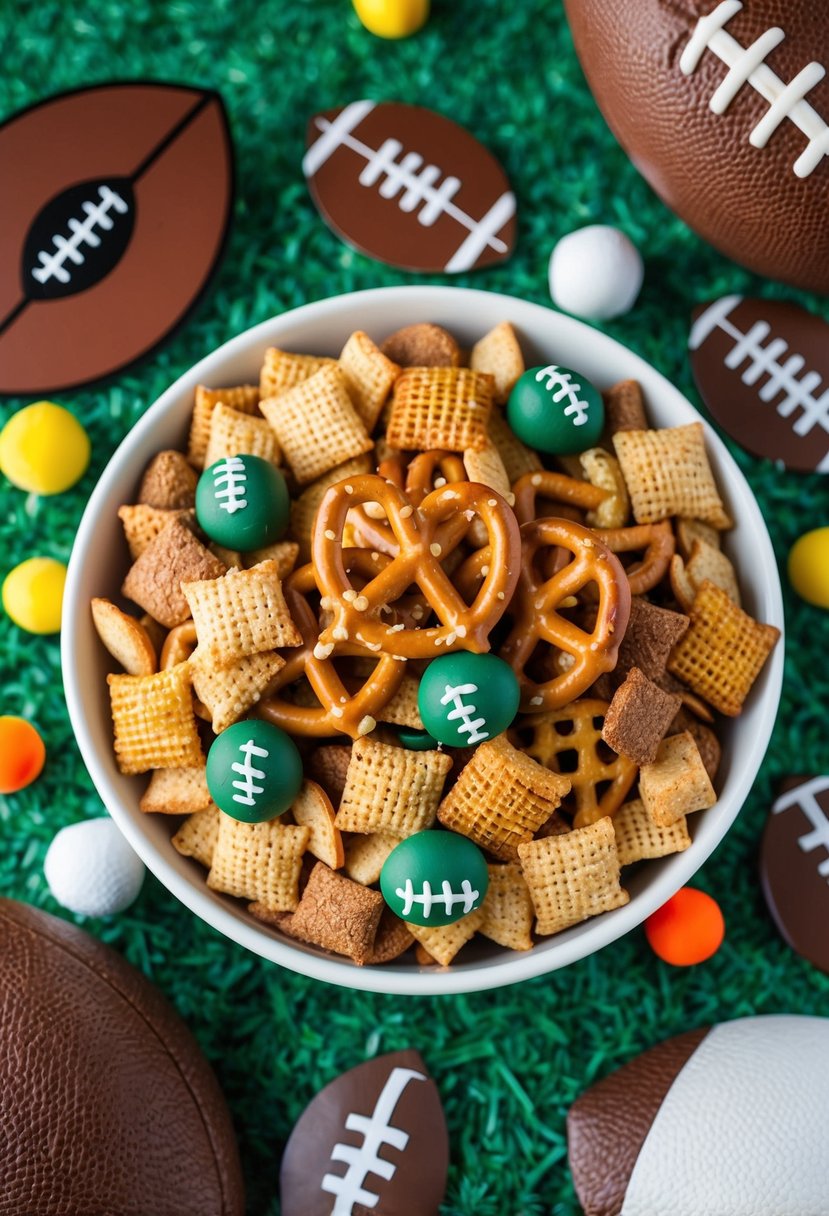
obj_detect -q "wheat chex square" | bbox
[107,662,203,774]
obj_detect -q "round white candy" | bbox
[548,225,643,321]
[44,818,145,917]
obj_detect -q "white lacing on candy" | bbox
[321,1066,426,1214]
[302,99,516,272]
[689,295,829,471]
[439,681,489,744]
[773,776,829,883]
[212,456,249,514]
[680,0,829,178]
[394,877,480,920]
[31,185,129,286]
[534,365,592,427]
[230,739,268,807]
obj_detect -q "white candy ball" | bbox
[549,225,643,321]
[44,818,145,917]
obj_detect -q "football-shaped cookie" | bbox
[760,776,829,973]
[0,82,233,395]
[0,898,244,1215]
[689,295,829,473]
[303,100,516,273]
[564,1,829,293]
[568,1015,829,1216]
[280,1049,448,1216]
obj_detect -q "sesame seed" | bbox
[589,642,598,650]
[400,505,414,519]
[387,622,405,633]
[339,696,347,703]
[357,715,376,736]
[332,625,349,641]
[411,605,424,620]
[324,529,336,541]
[434,477,447,488]
[344,485,353,494]
[445,631,457,645]
[371,552,380,562]
[487,498,497,507]
[430,543,442,557]
[456,625,467,638]
[583,538,594,548]
[497,591,505,600]
[481,565,490,577]
[393,655,407,662]
[319,595,332,610]
[531,474,542,486]
[530,695,543,706]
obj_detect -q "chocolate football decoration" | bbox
[0,82,233,394]
[564,0,829,294]
[689,296,829,474]
[280,1049,448,1216]
[568,1015,829,1216]
[0,898,244,1215]
[760,775,829,974]
[303,100,516,273]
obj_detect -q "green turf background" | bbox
[2,2,829,1212]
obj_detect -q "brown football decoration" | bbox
[303,100,516,273]
[760,775,829,973]
[280,1049,448,1216]
[568,1015,829,1215]
[0,82,233,395]
[0,898,244,1215]
[564,0,829,293]
[689,295,829,473]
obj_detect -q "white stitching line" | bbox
[439,681,489,743]
[230,739,268,806]
[31,185,129,286]
[395,877,479,919]
[773,776,829,883]
[680,0,829,178]
[212,456,249,514]
[534,365,592,426]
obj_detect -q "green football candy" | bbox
[206,720,302,823]
[380,831,489,927]
[506,363,604,455]
[195,454,289,551]
[418,652,520,748]
[396,726,440,751]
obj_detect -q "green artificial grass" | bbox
[2,2,829,1212]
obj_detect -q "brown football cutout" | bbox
[760,775,829,973]
[0,898,244,1215]
[0,82,233,395]
[564,0,829,293]
[303,100,516,274]
[568,1016,829,1215]
[279,1049,448,1216]
[689,295,829,473]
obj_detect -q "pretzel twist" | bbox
[351,450,470,554]
[257,562,405,739]
[512,469,609,526]
[592,521,675,595]
[499,518,631,711]
[313,473,521,659]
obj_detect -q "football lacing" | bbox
[773,776,829,882]
[212,456,249,514]
[680,0,829,178]
[394,877,480,920]
[439,681,489,744]
[534,365,592,427]
[689,295,829,471]
[302,99,516,273]
[31,185,129,286]
[321,1066,426,1214]
[230,739,268,807]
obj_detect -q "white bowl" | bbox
[62,286,784,995]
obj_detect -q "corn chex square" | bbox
[191,650,286,733]
[260,364,373,485]
[107,662,203,774]
[612,798,691,866]
[518,817,629,936]
[613,423,731,529]
[344,831,401,885]
[172,805,222,869]
[339,330,400,432]
[438,735,571,861]
[386,367,494,452]
[406,906,485,966]
[188,384,260,469]
[667,580,780,716]
[182,559,301,666]
[335,739,452,837]
[207,815,310,911]
[259,347,335,399]
[480,863,534,951]
[204,402,281,469]
[470,321,525,404]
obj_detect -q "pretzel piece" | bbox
[499,518,631,712]
[592,521,675,596]
[257,562,406,739]
[313,474,521,659]
[512,470,608,526]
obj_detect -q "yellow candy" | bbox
[0,401,90,495]
[2,557,67,633]
[788,527,829,610]
[352,0,429,38]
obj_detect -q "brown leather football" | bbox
[563,1,829,292]
[0,898,244,1216]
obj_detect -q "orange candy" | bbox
[0,716,46,793]
[645,886,724,966]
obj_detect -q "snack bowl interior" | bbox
[62,286,784,995]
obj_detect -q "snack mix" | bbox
[94,320,780,968]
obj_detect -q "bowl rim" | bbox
[62,284,785,995]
